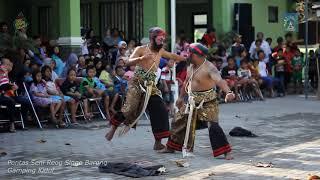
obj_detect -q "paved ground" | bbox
[0,95,320,180]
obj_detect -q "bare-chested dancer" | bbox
[105,27,185,150]
[159,43,235,160]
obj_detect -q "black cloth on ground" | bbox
[99,162,165,178]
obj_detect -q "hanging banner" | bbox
[283,13,299,32]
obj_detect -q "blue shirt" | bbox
[51,54,65,77]
[159,58,168,69]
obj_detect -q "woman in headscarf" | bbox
[50,45,65,77]
[61,53,78,78]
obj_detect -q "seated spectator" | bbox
[76,55,87,77]
[30,70,65,127]
[222,56,239,101]
[238,60,264,100]
[0,58,17,132]
[116,58,125,67]
[42,65,76,123]
[0,95,18,132]
[80,65,111,119]
[94,58,103,77]
[214,58,223,74]
[99,64,115,93]
[61,69,90,122]
[0,58,15,97]
[124,65,135,81]
[110,66,127,115]
[61,53,78,78]
[116,41,128,65]
[216,46,228,68]
[231,34,245,67]
[256,50,278,97]
[50,45,65,77]
[42,58,59,81]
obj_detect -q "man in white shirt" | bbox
[249,32,271,63]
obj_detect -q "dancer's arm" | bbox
[208,65,231,94]
[125,46,143,67]
[125,46,153,67]
[161,50,185,62]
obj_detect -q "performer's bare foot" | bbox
[224,152,233,160]
[157,146,175,153]
[153,140,165,150]
[105,125,117,141]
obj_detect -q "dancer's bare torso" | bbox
[186,61,222,92]
[129,45,184,73]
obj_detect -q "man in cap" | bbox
[159,43,235,160]
[105,27,185,150]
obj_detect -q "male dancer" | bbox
[105,27,185,150]
[159,43,235,160]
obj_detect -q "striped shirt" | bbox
[0,65,9,87]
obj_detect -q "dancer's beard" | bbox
[151,38,163,51]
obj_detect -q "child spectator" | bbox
[222,56,239,101]
[42,65,78,123]
[76,55,86,77]
[0,58,17,97]
[99,64,115,93]
[116,58,125,67]
[238,60,264,100]
[291,49,304,94]
[94,58,104,77]
[61,69,91,122]
[30,70,65,127]
[274,49,286,96]
[43,58,59,81]
[110,66,127,115]
[124,65,135,81]
[80,65,111,119]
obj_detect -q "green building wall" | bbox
[213,0,290,46]
[0,0,293,46]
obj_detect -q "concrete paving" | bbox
[0,95,319,180]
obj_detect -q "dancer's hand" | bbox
[225,92,235,103]
[141,53,155,62]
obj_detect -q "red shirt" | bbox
[202,33,216,48]
[177,69,187,86]
[283,50,294,72]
